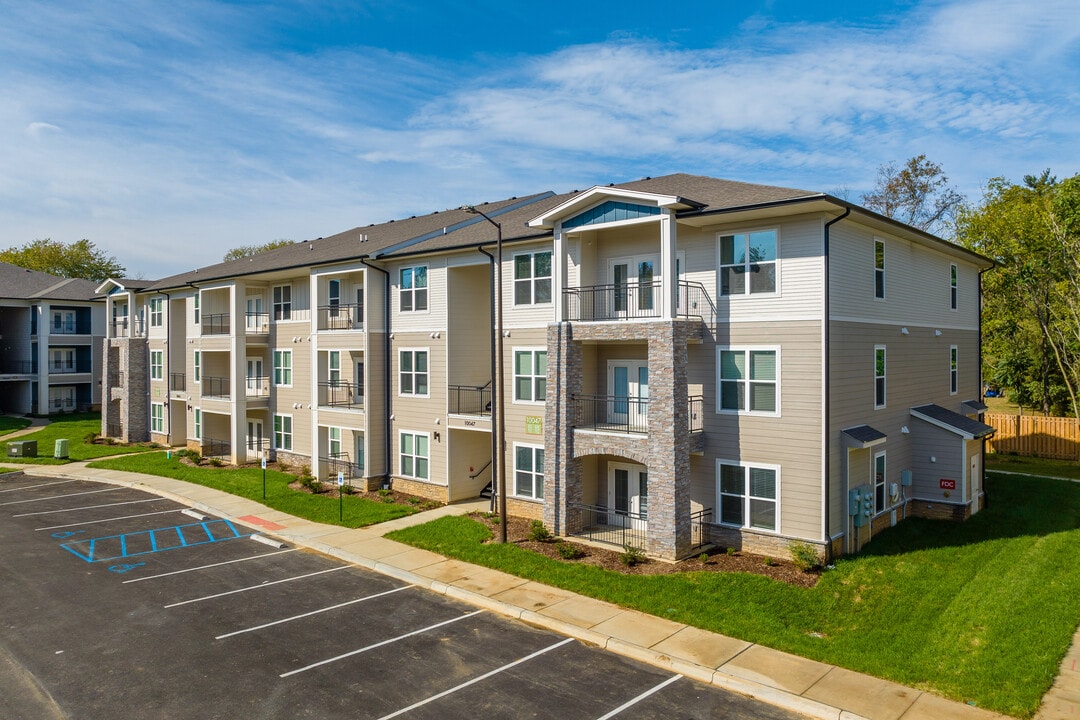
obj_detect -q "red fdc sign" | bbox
[940,479,957,490]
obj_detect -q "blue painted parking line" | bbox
[60,519,251,563]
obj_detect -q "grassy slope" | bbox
[388,474,1080,717]
[0,416,32,436]
[986,452,1080,480]
[0,414,150,464]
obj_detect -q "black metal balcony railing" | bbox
[317,304,363,332]
[688,395,704,433]
[677,280,717,322]
[318,381,364,410]
[50,321,83,335]
[1,361,34,374]
[572,503,648,550]
[323,452,363,482]
[244,437,271,456]
[49,363,84,375]
[202,376,230,399]
[244,376,270,398]
[564,281,662,321]
[690,508,713,550]
[572,395,649,434]
[202,313,230,336]
[448,383,491,417]
[202,438,230,460]
[108,371,125,388]
[244,312,270,334]
[50,396,76,411]
[110,318,146,337]
[170,373,186,392]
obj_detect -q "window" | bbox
[950,345,958,395]
[874,240,885,299]
[49,349,74,372]
[950,264,958,310]
[193,408,201,440]
[273,285,292,321]
[193,294,200,325]
[274,414,293,451]
[399,350,428,396]
[399,266,428,312]
[273,350,292,386]
[514,349,547,403]
[399,431,429,480]
[874,451,887,514]
[150,350,163,381]
[150,403,164,433]
[717,461,778,532]
[718,349,778,414]
[193,351,201,382]
[328,279,340,312]
[874,346,886,409]
[514,444,544,499]
[328,351,341,387]
[514,251,552,305]
[149,297,163,327]
[719,229,777,295]
[329,427,341,457]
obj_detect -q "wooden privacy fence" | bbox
[985,413,1080,460]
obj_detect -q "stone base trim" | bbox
[907,499,972,521]
[391,477,449,503]
[706,524,826,562]
[506,497,543,521]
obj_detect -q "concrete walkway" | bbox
[1,416,50,441]
[1,461,1059,720]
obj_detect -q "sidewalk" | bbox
[2,461,1058,720]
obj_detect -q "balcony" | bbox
[317,304,363,332]
[48,363,87,375]
[571,503,647,549]
[170,373,186,392]
[243,312,270,336]
[202,313,230,336]
[564,281,715,322]
[201,438,231,460]
[202,376,230,399]
[572,395,704,435]
[323,452,363,482]
[448,383,491,417]
[0,361,33,375]
[318,381,363,411]
[244,376,270,399]
[110,319,145,338]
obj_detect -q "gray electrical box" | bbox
[7,440,37,457]
[900,470,913,486]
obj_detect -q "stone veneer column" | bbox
[122,338,149,443]
[543,322,582,535]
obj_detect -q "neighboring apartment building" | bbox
[101,173,994,561]
[0,262,105,415]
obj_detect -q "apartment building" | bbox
[0,262,104,415]
[101,173,994,560]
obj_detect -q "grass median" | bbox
[0,416,32,436]
[0,413,151,464]
[388,473,1080,718]
[89,451,417,528]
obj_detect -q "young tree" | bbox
[863,155,965,237]
[223,239,294,262]
[0,238,125,282]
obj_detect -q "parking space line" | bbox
[0,487,122,506]
[13,498,160,517]
[374,637,576,720]
[122,548,298,584]
[164,566,350,607]
[216,586,411,639]
[62,519,250,563]
[0,479,78,494]
[594,674,683,720]
[280,610,484,678]
[35,509,183,531]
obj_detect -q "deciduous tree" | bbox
[223,239,294,262]
[863,155,965,237]
[0,238,125,282]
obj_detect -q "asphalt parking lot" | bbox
[0,474,803,720]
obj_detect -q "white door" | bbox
[608,360,648,429]
[608,463,648,530]
[609,255,659,317]
[246,296,264,330]
[246,419,264,461]
[246,357,263,394]
[970,452,982,514]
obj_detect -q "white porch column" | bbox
[229,282,245,464]
[553,224,565,321]
[36,302,50,413]
[660,209,677,320]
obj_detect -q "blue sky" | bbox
[1,0,1077,279]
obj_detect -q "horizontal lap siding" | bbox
[504,327,549,448]
[390,332,447,486]
[504,241,557,328]
[389,258,448,333]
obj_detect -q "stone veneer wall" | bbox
[706,524,828,561]
[907,499,972,521]
[391,477,449,503]
[102,337,149,443]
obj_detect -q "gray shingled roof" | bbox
[0,262,100,302]
[911,404,996,439]
[842,424,888,447]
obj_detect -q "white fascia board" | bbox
[527,186,685,229]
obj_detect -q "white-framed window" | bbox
[950,263,958,311]
[874,451,887,514]
[718,348,779,415]
[328,351,341,387]
[399,349,429,396]
[950,345,958,395]
[399,431,429,480]
[52,309,76,334]
[150,350,163,381]
[874,240,885,299]
[193,293,200,325]
[49,348,75,373]
[513,251,552,305]
[193,408,201,441]
[513,443,544,500]
[399,266,428,312]
[717,460,779,532]
[149,297,163,327]
[273,284,292,321]
[874,345,886,409]
[193,351,201,382]
[513,349,547,403]
[719,229,777,296]
[273,350,292,386]
[150,402,164,433]
[329,426,341,457]
[273,414,293,451]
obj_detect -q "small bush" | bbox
[528,520,554,542]
[762,556,777,567]
[277,459,290,471]
[788,541,822,572]
[300,475,321,493]
[378,488,392,497]
[726,547,736,556]
[299,464,311,478]
[340,484,357,495]
[208,458,224,467]
[557,541,584,559]
[84,432,99,443]
[407,497,422,505]
[698,552,710,565]
[620,544,647,567]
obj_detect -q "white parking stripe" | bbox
[280,610,484,678]
[35,509,182,530]
[215,586,411,639]
[123,548,298,583]
[0,487,121,506]
[0,479,78,494]
[164,566,349,607]
[13,498,160,517]
[594,674,683,720]
[375,637,576,720]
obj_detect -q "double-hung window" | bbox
[514,349,546,403]
[150,350,163,381]
[193,408,201,440]
[273,285,292,321]
[719,229,777,295]
[150,402,164,433]
[514,444,544,499]
[718,349,778,414]
[399,431,429,480]
[874,451,887,514]
[874,345,886,408]
[274,414,293,451]
[193,294,200,325]
[273,350,292,386]
[329,427,342,457]
[717,461,779,532]
[950,346,958,395]
[399,266,428,312]
[513,251,552,305]
[193,351,201,382]
[149,297,163,327]
[950,264,958,310]
[399,350,428,396]
[874,240,885,299]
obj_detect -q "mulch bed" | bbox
[476,514,821,588]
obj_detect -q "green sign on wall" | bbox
[525,416,543,435]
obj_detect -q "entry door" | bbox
[247,419,264,460]
[970,453,982,514]
[246,357,263,394]
[608,464,648,530]
[608,361,649,429]
[609,255,659,317]
[246,296,264,330]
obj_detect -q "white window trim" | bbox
[150,350,163,381]
[950,345,959,395]
[512,442,545,501]
[874,345,887,410]
[715,459,781,533]
[512,347,547,405]
[398,347,430,398]
[716,227,780,298]
[398,430,430,481]
[192,407,201,441]
[716,346,781,417]
[874,239,886,301]
[149,297,164,327]
[272,284,293,322]
[273,349,293,388]
[193,293,200,325]
[398,265,429,314]
[193,351,201,382]
[950,263,958,311]
[512,250,553,307]
[273,413,293,451]
[150,402,165,434]
[874,450,887,515]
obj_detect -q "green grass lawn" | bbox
[388,474,1080,718]
[0,416,32,436]
[0,413,151,464]
[986,452,1080,480]
[89,451,418,528]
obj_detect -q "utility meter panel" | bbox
[849,484,873,528]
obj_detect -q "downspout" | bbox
[360,258,392,489]
[161,289,171,447]
[822,207,850,563]
[478,246,498,512]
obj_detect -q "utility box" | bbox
[54,438,69,459]
[7,440,37,458]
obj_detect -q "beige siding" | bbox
[390,331,447,486]
[504,240,557,327]
[388,257,447,332]
[447,263,493,387]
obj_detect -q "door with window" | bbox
[247,419,264,461]
[609,255,658,317]
[246,357,264,396]
[246,296,264,331]
[608,463,648,531]
[608,360,648,430]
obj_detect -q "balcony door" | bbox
[608,463,648,530]
[246,419,264,461]
[246,296,264,331]
[607,360,648,430]
[608,255,658,317]
[246,357,263,394]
